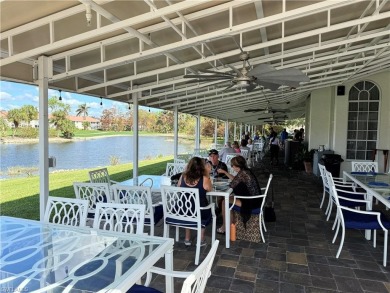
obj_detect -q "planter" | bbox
[303,161,313,174]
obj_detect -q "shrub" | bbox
[109,156,120,166]
[16,127,39,138]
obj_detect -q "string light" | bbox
[148,107,151,112]
[128,103,131,110]
[100,97,103,106]
[58,90,62,101]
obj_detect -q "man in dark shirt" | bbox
[206,149,228,179]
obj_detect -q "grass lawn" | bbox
[0,156,173,220]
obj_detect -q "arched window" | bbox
[346,81,379,160]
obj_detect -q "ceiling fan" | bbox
[244,104,289,114]
[183,51,309,92]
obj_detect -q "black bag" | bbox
[264,182,276,222]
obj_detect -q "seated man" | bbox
[219,142,235,163]
[206,149,228,179]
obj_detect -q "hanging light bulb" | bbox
[100,97,103,106]
[148,107,151,113]
[128,103,131,110]
[58,90,62,101]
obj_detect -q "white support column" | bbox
[195,113,201,149]
[173,106,178,159]
[234,122,237,141]
[214,118,218,147]
[239,124,243,141]
[132,91,140,182]
[37,56,49,221]
[224,120,229,144]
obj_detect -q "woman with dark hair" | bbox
[216,156,261,234]
[177,157,213,246]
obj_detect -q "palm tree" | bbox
[76,103,89,120]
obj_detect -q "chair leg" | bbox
[259,215,265,243]
[175,226,179,242]
[261,214,267,232]
[320,190,326,208]
[384,230,388,267]
[325,194,331,216]
[332,218,340,244]
[195,231,201,265]
[336,224,345,258]
[373,230,376,248]
[326,200,333,221]
[332,216,338,231]
[164,223,169,238]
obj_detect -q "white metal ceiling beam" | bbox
[0,0,213,67]
[49,0,374,83]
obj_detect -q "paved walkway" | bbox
[148,155,390,293]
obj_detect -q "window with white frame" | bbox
[346,81,379,160]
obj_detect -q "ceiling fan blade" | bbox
[226,64,242,76]
[183,74,232,80]
[244,108,266,113]
[250,64,276,76]
[246,83,257,93]
[198,69,235,76]
[256,80,281,91]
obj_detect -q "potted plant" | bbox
[295,146,315,174]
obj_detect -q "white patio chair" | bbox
[92,202,145,234]
[174,158,186,164]
[89,167,119,188]
[160,185,216,265]
[163,162,187,177]
[351,161,378,172]
[240,149,249,160]
[111,185,163,236]
[225,154,239,175]
[73,182,111,221]
[318,164,356,221]
[129,240,219,293]
[230,174,273,243]
[326,170,390,267]
[43,196,89,227]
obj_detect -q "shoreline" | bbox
[0,133,191,144]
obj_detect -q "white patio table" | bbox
[116,175,171,194]
[343,171,390,239]
[0,216,174,293]
[207,182,233,249]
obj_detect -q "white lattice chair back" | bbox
[164,162,187,177]
[240,149,249,159]
[351,161,378,172]
[73,182,111,219]
[161,185,201,222]
[174,158,186,164]
[89,167,111,183]
[111,185,158,235]
[44,196,89,227]
[226,154,239,175]
[318,164,329,188]
[93,203,145,234]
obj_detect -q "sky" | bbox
[0,80,156,117]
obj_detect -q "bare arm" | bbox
[203,176,213,191]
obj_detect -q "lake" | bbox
[0,136,195,179]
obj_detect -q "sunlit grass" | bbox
[0,156,173,220]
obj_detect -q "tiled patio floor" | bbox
[148,155,390,293]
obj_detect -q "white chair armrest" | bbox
[110,180,119,185]
[144,266,191,286]
[200,203,216,216]
[152,202,162,208]
[229,194,266,209]
[338,196,370,204]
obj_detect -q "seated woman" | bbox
[232,141,241,153]
[177,157,213,246]
[216,156,261,234]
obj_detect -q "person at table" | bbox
[269,131,280,165]
[232,141,241,153]
[216,155,262,234]
[206,149,229,179]
[177,157,213,246]
[219,142,235,163]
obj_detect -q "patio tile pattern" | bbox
[148,154,390,292]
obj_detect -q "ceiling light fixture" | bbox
[58,90,62,101]
[85,4,92,27]
[100,97,103,106]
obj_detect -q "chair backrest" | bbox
[111,185,153,220]
[318,164,329,188]
[165,162,187,177]
[174,158,186,164]
[225,154,239,175]
[44,196,89,227]
[351,161,378,172]
[240,149,249,159]
[160,185,201,225]
[181,240,219,293]
[93,202,145,234]
[73,182,111,217]
[324,170,341,207]
[89,168,114,186]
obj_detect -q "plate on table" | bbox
[213,181,230,190]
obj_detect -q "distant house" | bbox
[68,115,100,130]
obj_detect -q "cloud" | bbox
[0,91,13,101]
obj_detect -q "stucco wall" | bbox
[309,70,390,173]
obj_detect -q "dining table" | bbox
[0,216,174,293]
[207,179,233,249]
[115,174,171,194]
[343,171,390,239]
